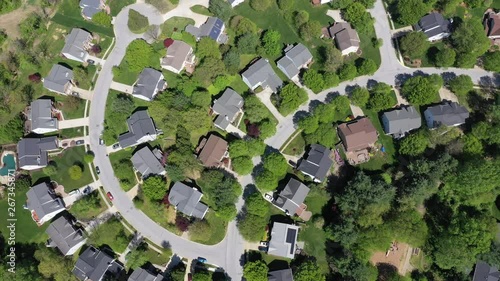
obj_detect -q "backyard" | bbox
[88,217,132,253]
[53,0,114,36]
[31,146,94,191]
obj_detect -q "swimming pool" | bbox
[0,154,16,176]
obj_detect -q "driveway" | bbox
[110,81,134,94]
[59,117,89,129]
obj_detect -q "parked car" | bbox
[95,166,100,174]
[188,273,192,281]
[112,143,120,149]
[82,186,91,195]
[197,257,207,263]
[106,192,114,201]
[71,91,79,96]
[87,59,95,65]
[75,139,85,145]
[99,138,104,145]
[264,193,274,202]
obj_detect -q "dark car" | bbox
[87,59,95,65]
[188,273,192,281]
[75,139,85,145]
[95,166,100,174]
[106,192,114,201]
[197,257,207,263]
[112,143,120,149]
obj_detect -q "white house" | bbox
[26,182,65,225]
[61,28,93,63]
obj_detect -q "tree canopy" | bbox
[277,84,308,116]
[125,39,154,72]
[401,75,440,105]
[142,176,167,201]
[395,0,429,25]
[400,31,430,59]
[243,260,268,281]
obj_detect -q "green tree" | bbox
[247,139,266,156]
[126,243,149,269]
[244,95,271,122]
[0,114,23,144]
[399,31,430,59]
[452,20,490,57]
[455,52,477,68]
[208,0,232,21]
[447,74,474,97]
[343,3,374,33]
[34,247,74,281]
[92,11,112,27]
[243,260,268,281]
[399,130,429,156]
[278,0,294,10]
[263,152,288,177]
[223,48,241,74]
[42,164,57,176]
[302,69,325,93]
[193,57,226,86]
[294,261,325,281]
[232,156,253,175]
[84,152,95,163]
[193,270,212,281]
[324,72,340,87]
[142,176,167,201]
[190,90,212,107]
[277,83,308,116]
[245,192,269,217]
[68,165,82,180]
[396,0,429,25]
[357,58,377,75]
[235,17,257,35]
[462,134,483,155]
[295,10,310,28]
[483,51,500,72]
[350,87,370,107]
[259,119,277,139]
[250,0,271,11]
[338,63,357,81]
[237,32,260,54]
[367,82,397,111]
[197,37,221,59]
[198,170,242,221]
[435,48,456,67]
[313,102,336,124]
[255,169,279,191]
[229,139,250,158]
[238,213,268,241]
[303,123,336,148]
[125,39,154,72]
[262,29,282,56]
[299,115,320,134]
[167,263,186,281]
[128,9,149,33]
[401,76,439,105]
[321,45,343,72]
[299,20,322,41]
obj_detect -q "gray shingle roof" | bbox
[43,64,73,93]
[297,144,333,182]
[273,178,310,216]
[118,110,158,148]
[79,0,102,18]
[46,216,86,255]
[472,261,500,281]
[131,147,165,178]
[26,182,65,222]
[268,269,294,281]
[268,222,298,259]
[424,101,469,128]
[128,268,163,281]
[381,106,421,138]
[72,246,123,281]
[242,58,283,92]
[30,99,58,132]
[277,44,313,79]
[17,137,58,169]
[186,17,225,42]
[329,22,360,52]
[212,88,244,122]
[414,13,451,39]
[168,182,208,219]
[61,28,91,62]
[133,68,165,101]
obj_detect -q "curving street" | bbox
[88,0,498,280]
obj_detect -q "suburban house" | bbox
[185,17,228,44]
[161,40,195,74]
[132,68,166,101]
[241,58,283,93]
[72,246,124,281]
[28,99,58,134]
[128,268,164,281]
[337,117,378,165]
[414,12,453,41]
[131,146,166,178]
[79,0,105,20]
[212,88,244,131]
[325,22,360,56]
[17,136,59,170]
[484,11,500,43]
[43,64,74,95]
[61,28,93,63]
[297,144,333,182]
[46,215,86,256]
[267,222,299,259]
[196,134,229,168]
[268,268,294,281]
[472,261,499,281]
[25,182,65,225]
[167,182,209,219]
[424,101,469,129]
[381,106,421,138]
[277,43,313,80]
[228,0,245,7]
[273,178,310,219]
[118,110,160,148]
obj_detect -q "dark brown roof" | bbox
[485,12,500,37]
[198,135,228,167]
[338,118,378,152]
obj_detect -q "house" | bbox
[472,261,500,281]
[267,222,299,259]
[414,12,452,41]
[167,182,209,219]
[273,178,310,217]
[484,11,500,42]
[212,88,244,131]
[337,117,378,165]
[277,43,313,80]
[381,106,421,138]
[197,134,229,168]
[297,144,333,182]
[132,68,166,101]
[17,136,59,170]
[118,110,160,148]
[268,268,294,281]
[46,215,86,256]
[26,182,65,225]
[185,17,228,44]
[61,28,93,63]
[424,101,469,129]
[241,58,283,93]
[161,40,195,74]
[228,0,245,7]
[72,246,124,281]
[326,22,360,56]
[28,99,58,134]
[131,146,166,178]
[79,0,105,20]
[128,268,164,281]
[43,64,74,95]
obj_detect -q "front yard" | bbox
[109,149,137,191]
[70,189,107,221]
[88,217,132,253]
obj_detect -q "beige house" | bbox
[161,40,195,74]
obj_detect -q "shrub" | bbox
[68,165,82,180]
[350,87,370,107]
[175,214,190,232]
[92,11,112,27]
[128,9,149,34]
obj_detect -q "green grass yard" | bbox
[108,0,136,16]
[190,5,212,16]
[282,132,305,156]
[69,190,107,221]
[189,212,228,245]
[89,217,132,253]
[161,17,195,38]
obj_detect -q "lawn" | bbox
[161,17,195,38]
[54,0,114,36]
[109,149,137,191]
[69,189,107,221]
[190,5,212,16]
[31,146,94,191]
[108,0,136,16]
[282,131,305,156]
[113,44,164,85]
[189,212,227,245]
[359,27,382,67]
[144,245,173,266]
[89,217,132,253]
[134,194,181,235]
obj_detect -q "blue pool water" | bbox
[0,154,16,176]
